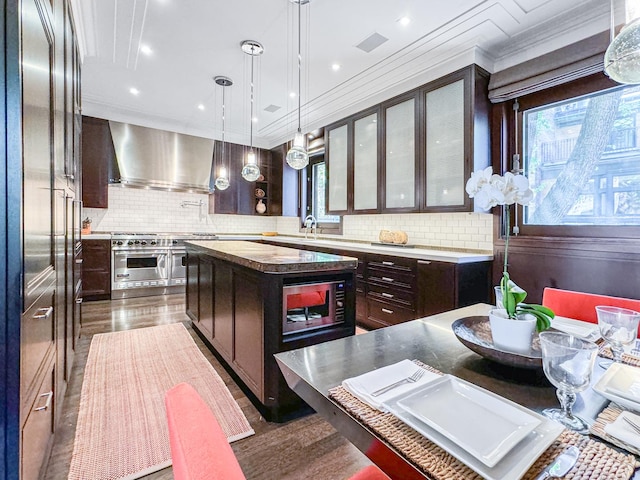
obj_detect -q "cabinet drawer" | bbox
[21,360,55,480]
[21,287,55,397]
[367,283,415,309]
[367,298,418,326]
[367,269,415,290]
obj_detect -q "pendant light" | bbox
[286,0,309,170]
[214,76,232,190]
[605,0,640,84]
[241,40,263,182]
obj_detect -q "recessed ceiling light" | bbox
[398,16,410,26]
[140,44,153,55]
[308,134,314,139]
[252,117,258,122]
[331,63,341,71]
[289,92,296,98]
[197,104,205,111]
[129,87,140,95]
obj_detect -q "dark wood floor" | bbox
[44,294,373,479]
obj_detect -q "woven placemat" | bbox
[330,362,638,480]
[590,403,640,456]
[598,346,640,367]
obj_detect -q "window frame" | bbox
[506,72,640,239]
[302,153,343,234]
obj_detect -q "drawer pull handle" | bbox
[75,298,83,304]
[33,306,53,320]
[382,277,394,283]
[381,292,394,299]
[381,308,394,314]
[34,391,53,412]
[75,258,83,264]
[418,260,432,265]
[382,261,394,266]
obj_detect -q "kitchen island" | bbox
[185,240,358,421]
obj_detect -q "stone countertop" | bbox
[186,240,359,274]
[246,236,493,264]
[81,233,112,240]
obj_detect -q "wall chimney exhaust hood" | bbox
[108,121,215,193]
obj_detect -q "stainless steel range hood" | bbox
[109,121,214,193]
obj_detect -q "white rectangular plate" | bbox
[551,316,601,341]
[396,375,540,467]
[385,376,563,480]
[593,362,640,412]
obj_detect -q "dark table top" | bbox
[275,304,623,478]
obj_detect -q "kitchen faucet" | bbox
[304,215,317,239]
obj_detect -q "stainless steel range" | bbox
[111,233,218,299]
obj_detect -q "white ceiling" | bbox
[72,0,612,149]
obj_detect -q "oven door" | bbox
[169,249,186,285]
[282,281,342,335]
[112,250,169,286]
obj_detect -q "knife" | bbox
[534,445,580,480]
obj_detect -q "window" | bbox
[519,79,640,235]
[304,155,341,232]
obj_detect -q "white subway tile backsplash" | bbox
[84,186,493,252]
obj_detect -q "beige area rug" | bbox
[68,323,254,480]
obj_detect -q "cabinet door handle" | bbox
[33,306,53,320]
[75,258,83,264]
[34,391,53,412]
[381,292,394,299]
[418,260,432,265]
[75,298,83,304]
[382,261,395,266]
[382,277,394,283]
[381,308,394,314]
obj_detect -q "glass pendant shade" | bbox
[605,18,640,84]
[286,131,309,169]
[241,150,261,181]
[215,166,230,190]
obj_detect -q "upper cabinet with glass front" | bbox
[326,107,380,214]
[422,66,490,211]
[325,64,489,215]
[384,94,418,211]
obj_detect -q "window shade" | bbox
[488,31,609,103]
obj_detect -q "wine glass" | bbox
[596,306,640,369]
[539,331,598,433]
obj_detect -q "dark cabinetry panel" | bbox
[81,116,115,208]
[213,262,233,360]
[209,142,278,215]
[417,259,491,317]
[81,239,111,300]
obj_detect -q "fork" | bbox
[623,415,640,435]
[371,369,425,397]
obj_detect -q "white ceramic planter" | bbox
[488,309,536,354]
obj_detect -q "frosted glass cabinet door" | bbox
[354,113,378,211]
[385,98,415,209]
[426,79,465,207]
[328,124,348,212]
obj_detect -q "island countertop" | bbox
[185,240,359,273]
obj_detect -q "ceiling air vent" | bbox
[356,32,388,53]
[264,104,281,113]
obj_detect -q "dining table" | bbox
[274,303,640,480]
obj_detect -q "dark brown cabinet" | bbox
[81,239,111,300]
[326,64,490,215]
[209,142,277,215]
[417,259,492,317]
[81,116,115,208]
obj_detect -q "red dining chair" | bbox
[165,382,391,480]
[542,287,640,335]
